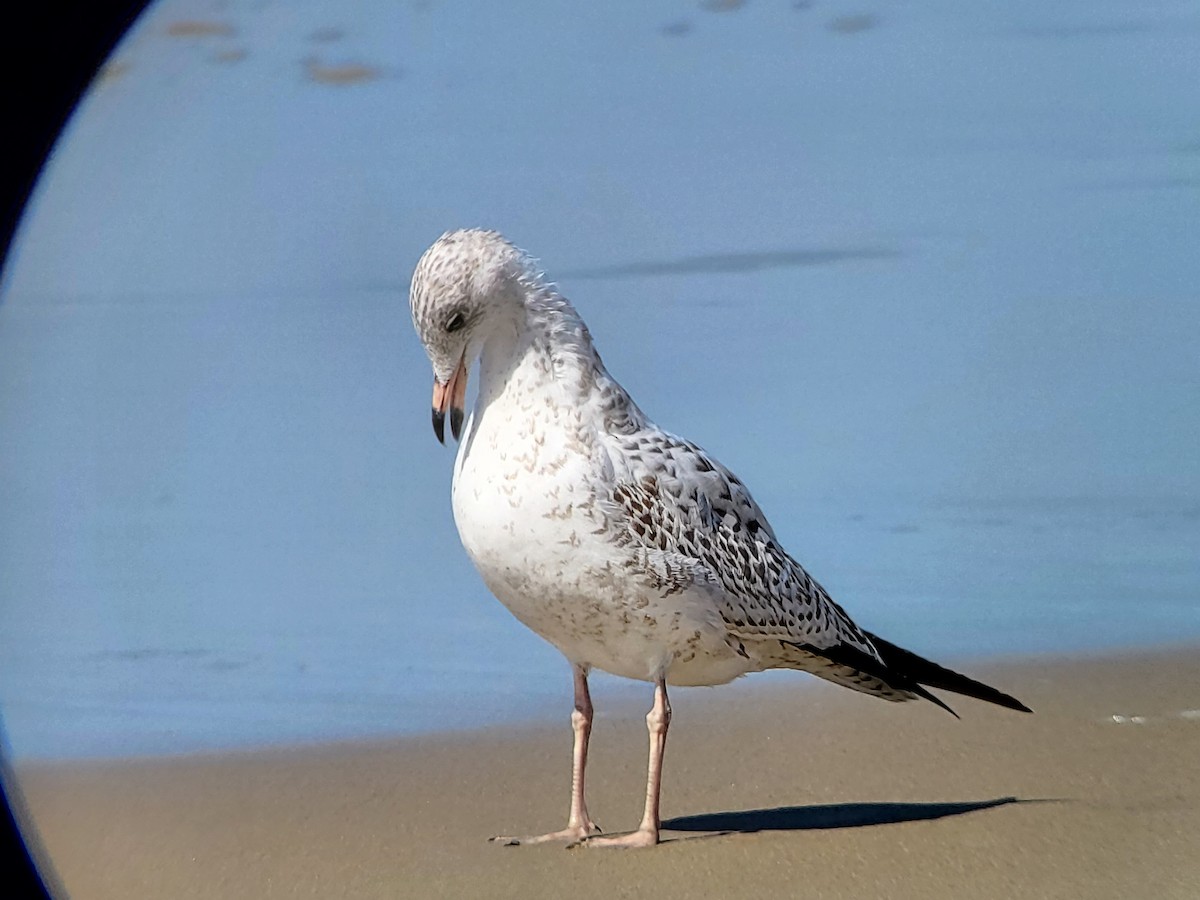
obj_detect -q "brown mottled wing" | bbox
[605,432,883,663]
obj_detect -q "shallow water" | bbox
[1,0,1198,759]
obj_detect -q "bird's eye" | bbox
[445,312,466,333]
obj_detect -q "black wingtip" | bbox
[432,406,446,444]
[790,635,1032,716]
[910,684,961,719]
[864,632,1033,715]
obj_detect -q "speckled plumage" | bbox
[410,228,1029,848]
[411,229,893,694]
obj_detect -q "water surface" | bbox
[2,0,1197,759]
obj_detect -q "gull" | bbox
[409,229,1030,849]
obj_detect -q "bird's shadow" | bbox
[662,796,1038,840]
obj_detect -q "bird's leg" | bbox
[490,665,602,845]
[575,676,670,849]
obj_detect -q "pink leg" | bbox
[491,665,602,845]
[575,676,670,849]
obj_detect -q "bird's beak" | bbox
[431,356,468,444]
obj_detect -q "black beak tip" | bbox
[432,407,446,444]
[450,406,464,442]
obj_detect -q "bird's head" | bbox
[409,228,530,443]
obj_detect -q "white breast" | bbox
[451,351,602,620]
[448,351,750,686]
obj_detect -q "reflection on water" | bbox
[308,27,346,44]
[559,246,900,280]
[165,20,237,39]
[1,0,1198,759]
[826,15,877,35]
[302,57,384,86]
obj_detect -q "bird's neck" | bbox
[473,285,645,432]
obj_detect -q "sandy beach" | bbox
[11,646,1200,899]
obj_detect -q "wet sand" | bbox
[12,647,1200,899]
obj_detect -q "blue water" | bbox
[1,0,1198,760]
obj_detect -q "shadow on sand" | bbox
[662,796,1025,837]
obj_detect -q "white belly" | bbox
[449,393,751,686]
